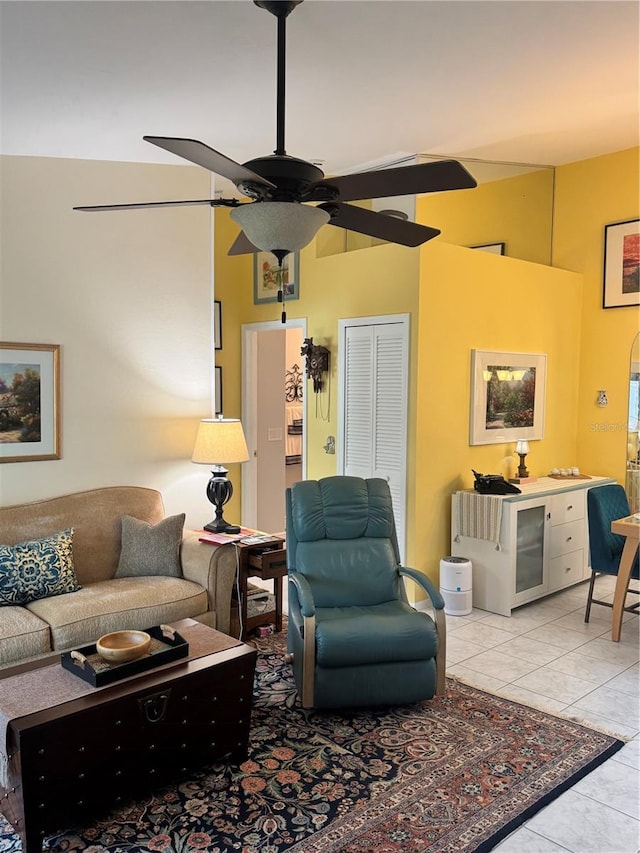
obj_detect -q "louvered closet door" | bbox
[339,316,409,560]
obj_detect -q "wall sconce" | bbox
[596,390,608,407]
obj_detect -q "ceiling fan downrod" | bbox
[254,0,303,157]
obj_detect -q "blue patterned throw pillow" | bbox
[0,528,81,607]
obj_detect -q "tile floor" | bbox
[444,574,640,853]
[270,573,638,851]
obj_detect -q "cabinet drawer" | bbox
[550,491,584,525]
[549,520,584,556]
[549,549,585,591]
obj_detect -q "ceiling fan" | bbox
[75,0,477,259]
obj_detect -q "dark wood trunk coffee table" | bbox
[0,619,256,853]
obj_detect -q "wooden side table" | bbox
[231,538,287,640]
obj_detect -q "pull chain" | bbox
[276,256,286,323]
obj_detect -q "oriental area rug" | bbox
[0,632,624,853]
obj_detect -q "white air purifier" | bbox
[440,556,473,616]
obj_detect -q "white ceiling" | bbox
[1,0,638,192]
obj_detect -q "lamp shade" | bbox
[230,201,330,254]
[515,439,530,455]
[192,418,249,465]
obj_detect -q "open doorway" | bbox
[241,319,307,533]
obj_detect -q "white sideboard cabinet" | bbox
[450,476,616,616]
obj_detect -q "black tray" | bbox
[61,624,189,687]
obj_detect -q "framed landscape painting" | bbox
[470,349,546,445]
[603,218,640,308]
[253,252,300,304]
[0,342,60,462]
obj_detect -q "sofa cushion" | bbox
[115,514,185,579]
[26,576,208,651]
[0,606,51,666]
[0,487,166,585]
[0,529,81,607]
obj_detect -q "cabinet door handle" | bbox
[566,536,573,542]
[565,566,572,573]
[567,504,573,511]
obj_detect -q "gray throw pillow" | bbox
[115,513,185,578]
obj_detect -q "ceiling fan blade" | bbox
[228,230,261,256]
[144,136,277,191]
[307,160,477,203]
[73,199,239,212]
[319,203,440,247]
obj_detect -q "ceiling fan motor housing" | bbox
[237,155,331,201]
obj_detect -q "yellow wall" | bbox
[417,168,554,265]
[552,147,640,486]
[414,242,582,581]
[214,147,638,590]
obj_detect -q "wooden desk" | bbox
[611,514,640,642]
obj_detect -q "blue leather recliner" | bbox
[286,476,446,710]
[585,483,640,622]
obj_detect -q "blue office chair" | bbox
[585,484,640,622]
[286,476,446,710]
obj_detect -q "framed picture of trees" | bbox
[470,350,546,445]
[0,342,60,462]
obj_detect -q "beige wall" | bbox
[0,155,218,529]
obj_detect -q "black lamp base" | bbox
[203,518,241,534]
[204,468,241,535]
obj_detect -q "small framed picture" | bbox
[215,366,223,416]
[253,252,300,304]
[603,218,639,308]
[214,300,222,350]
[0,342,61,463]
[470,242,505,256]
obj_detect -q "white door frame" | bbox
[241,318,308,529]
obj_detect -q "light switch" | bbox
[268,428,283,441]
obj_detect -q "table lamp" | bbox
[509,439,537,484]
[192,417,249,534]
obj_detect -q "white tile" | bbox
[551,610,614,637]
[445,635,482,666]
[573,759,640,819]
[514,600,576,621]
[561,706,639,740]
[606,664,640,698]
[512,667,598,704]
[571,685,640,730]
[493,826,570,851]
[546,651,629,686]
[447,621,515,649]
[496,635,565,666]
[613,737,640,771]
[524,624,592,652]
[477,611,549,635]
[454,647,539,681]
[446,666,507,694]
[525,789,640,852]
[576,638,640,668]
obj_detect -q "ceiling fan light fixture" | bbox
[230,202,330,254]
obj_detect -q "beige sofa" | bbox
[0,486,238,668]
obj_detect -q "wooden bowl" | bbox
[96,630,151,663]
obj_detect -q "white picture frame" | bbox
[470,349,546,445]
